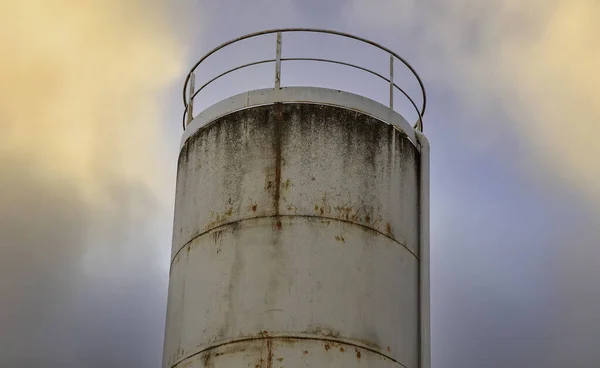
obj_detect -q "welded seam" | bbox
[170,335,409,368]
[170,214,418,271]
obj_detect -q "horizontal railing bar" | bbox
[182,28,426,118]
[183,57,423,129]
[281,58,422,128]
[191,59,276,101]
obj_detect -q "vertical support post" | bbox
[389,54,394,109]
[275,32,282,89]
[415,130,430,368]
[186,72,196,126]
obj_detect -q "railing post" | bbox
[389,54,394,110]
[186,72,196,126]
[275,32,282,89]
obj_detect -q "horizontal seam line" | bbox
[171,335,408,368]
[170,214,418,270]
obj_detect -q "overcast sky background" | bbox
[1,1,599,367]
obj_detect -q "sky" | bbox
[1,0,599,367]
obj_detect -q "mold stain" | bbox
[282,178,292,190]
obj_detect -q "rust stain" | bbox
[267,338,273,368]
[248,198,258,212]
[386,222,392,235]
[365,214,371,224]
[319,207,324,215]
[303,350,308,355]
[355,349,361,359]
[211,229,225,244]
[334,235,345,243]
[205,207,235,231]
[304,325,340,338]
[334,205,353,217]
[340,347,345,352]
[202,352,211,366]
[324,343,331,351]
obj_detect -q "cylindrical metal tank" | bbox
[163,29,429,368]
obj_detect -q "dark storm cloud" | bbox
[0,155,170,367]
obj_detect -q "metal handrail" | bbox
[183,28,426,131]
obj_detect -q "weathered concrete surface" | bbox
[164,104,420,368]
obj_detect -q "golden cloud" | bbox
[0,0,186,205]
[346,0,600,207]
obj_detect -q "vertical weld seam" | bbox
[273,103,283,215]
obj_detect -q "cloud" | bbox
[343,1,600,367]
[344,0,600,209]
[0,1,187,366]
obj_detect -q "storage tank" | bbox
[163,29,430,368]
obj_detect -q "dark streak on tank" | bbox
[266,338,273,368]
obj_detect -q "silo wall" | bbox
[164,102,421,368]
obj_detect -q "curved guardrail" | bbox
[183,28,427,131]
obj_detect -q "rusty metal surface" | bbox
[173,337,403,367]
[181,87,418,150]
[165,216,418,367]
[164,103,422,368]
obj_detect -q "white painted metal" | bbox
[164,102,426,368]
[275,32,282,89]
[181,87,417,149]
[416,130,430,368]
[186,72,195,126]
[389,55,394,110]
[181,28,427,124]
